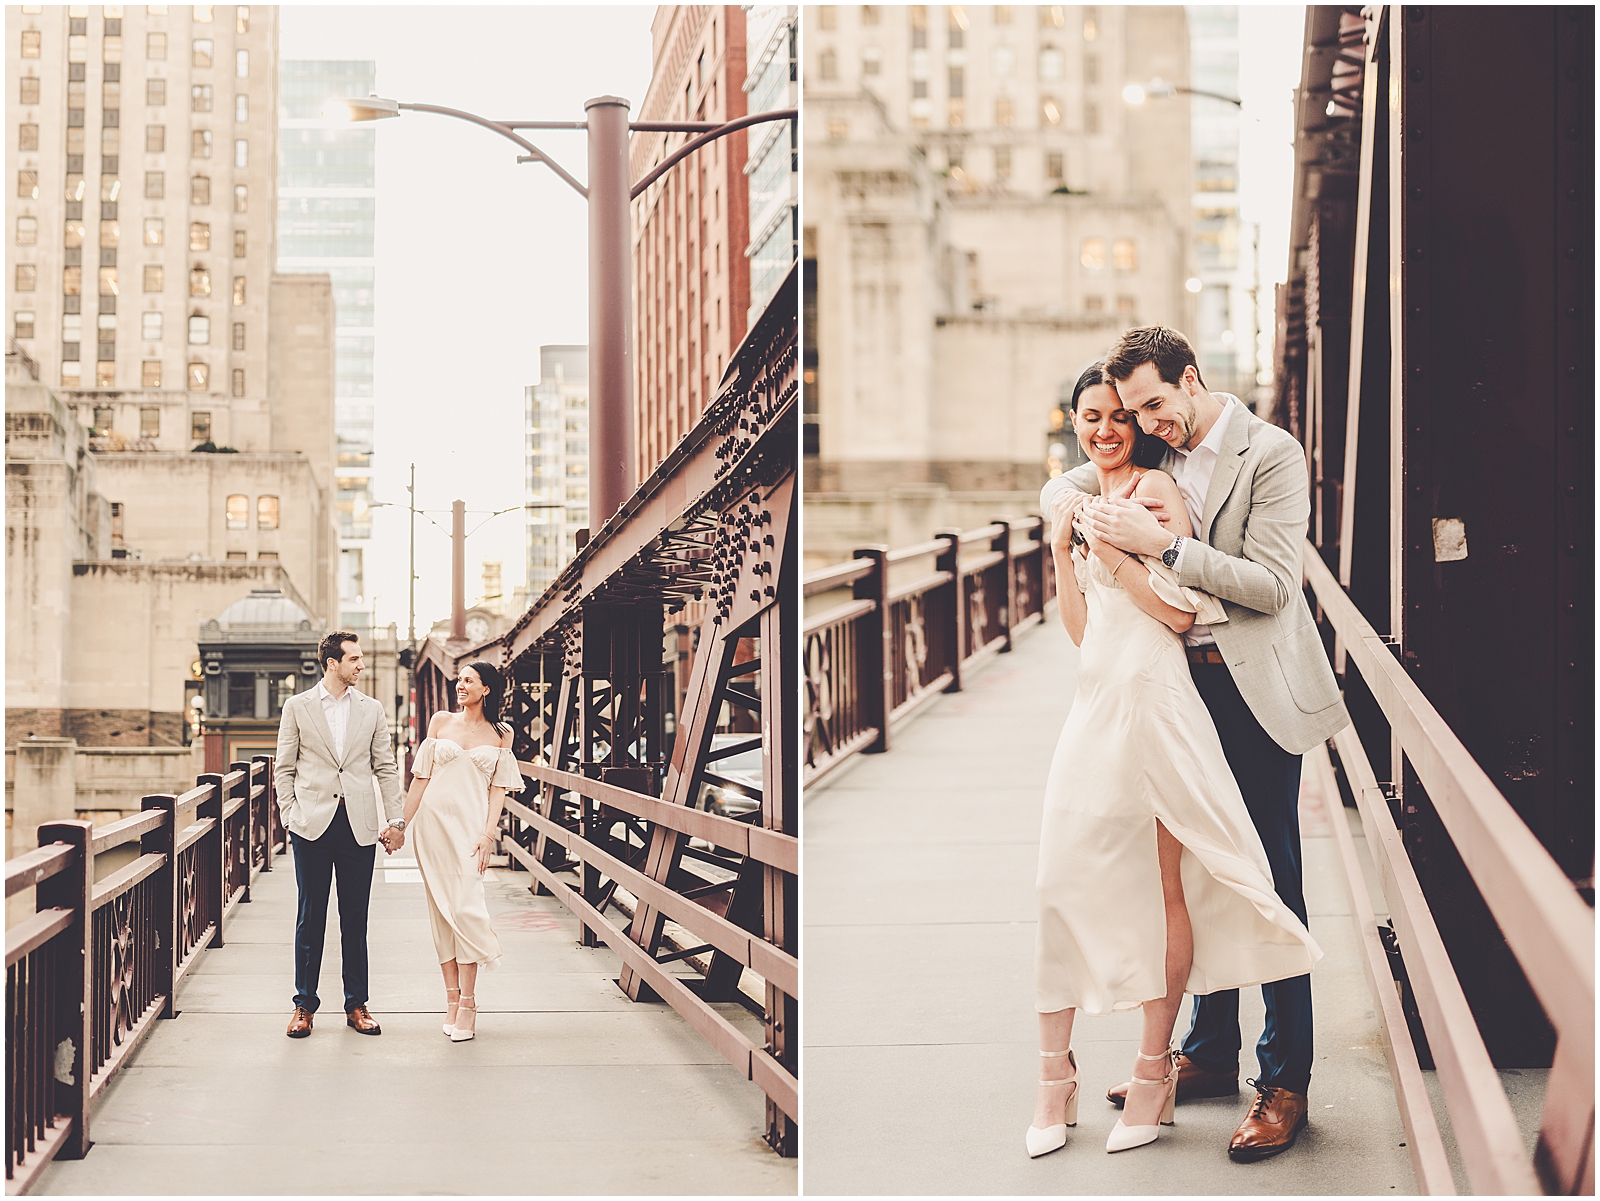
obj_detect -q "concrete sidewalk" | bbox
[803,617,1417,1196]
[37,849,796,1196]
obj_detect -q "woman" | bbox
[399,660,523,1042]
[1027,364,1320,1157]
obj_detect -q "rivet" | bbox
[1567,127,1581,141]
[1568,188,1580,201]
[1566,247,1579,260]
[1411,186,1425,197]
[1411,126,1425,139]
[1410,68,1424,82]
[1568,307,1580,319]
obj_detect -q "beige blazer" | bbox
[273,686,403,845]
[1042,396,1351,755]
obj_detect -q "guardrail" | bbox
[6,757,283,1195]
[803,515,1055,785]
[1303,543,1595,1195]
[501,760,799,1126]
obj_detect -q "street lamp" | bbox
[1122,78,1243,108]
[323,91,796,541]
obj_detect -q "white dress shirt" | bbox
[316,680,354,763]
[1170,396,1240,647]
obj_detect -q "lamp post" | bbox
[328,93,797,538]
[1122,78,1243,108]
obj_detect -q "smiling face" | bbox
[1073,382,1140,470]
[327,640,363,687]
[455,666,486,710]
[1115,360,1203,451]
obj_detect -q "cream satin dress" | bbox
[1035,550,1323,1015]
[410,738,523,969]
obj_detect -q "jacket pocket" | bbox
[1272,622,1342,714]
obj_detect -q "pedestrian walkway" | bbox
[802,616,1418,1195]
[35,851,796,1196]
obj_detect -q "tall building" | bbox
[6,4,339,750]
[524,344,587,598]
[1186,5,1250,396]
[630,5,749,478]
[277,58,376,627]
[802,4,1195,562]
[743,4,798,325]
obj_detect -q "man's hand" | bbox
[1080,496,1172,557]
[1130,495,1175,528]
[379,826,404,855]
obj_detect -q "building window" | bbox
[817,5,836,29]
[232,229,246,257]
[20,29,41,57]
[232,184,246,213]
[1084,294,1104,313]
[231,275,245,306]
[1085,102,1100,134]
[18,123,39,151]
[194,5,213,20]
[18,170,39,199]
[225,494,248,528]
[231,321,244,350]
[188,361,208,390]
[819,48,837,80]
[225,551,247,563]
[257,551,277,562]
[257,495,278,529]
[910,4,926,48]
[189,221,209,251]
[145,171,164,198]
[145,123,164,152]
[190,266,210,296]
[1081,237,1106,269]
[1047,151,1065,182]
[911,79,927,100]
[862,47,881,76]
[146,31,166,59]
[236,7,249,34]
[948,66,964,98]
[100,218,119,249]
[20,76,40,104]
[1083,7,1099,41]
[994,5,1012,23]
[995,97,1014,125]
[96,361,116,387]
[862,5,879,24]
[232,139,246,168]
[191,410,211,441]
[192,38,213,68]
[948,4,967,47]
[188,314,208,344]
[146,77,165,106]
[191,128,212,158]
[1039,45,1063,81]
[231,367,244,397]
[1084,53,1100,86]
[143,264,163,291]
[948,98,964,126]
[91,405,112,431]
[234,49,248,78]
[98,266,117,295]
[234,93,247,123]
[16,215,37,245]
[1112,237,1137,272]
[144,216,162,245]
[60,265,78,294]
[1116,294,1137,314]
[14,311,35,338]
[190,175,210,205]
[191,83,212,112]
[1039,5,1065,27]
[141,359,161,386]
[142,311,161,340]
[140,406,159,436]
[994,146,1012,179]
[61,362,82,385]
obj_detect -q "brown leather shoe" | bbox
[345,1004,382,1035]
[1107,1052,1238,1107]
[286,1007,313,1038]
[1228,1079,1309,1161]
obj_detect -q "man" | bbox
[1042,326,1350,1161]
[274,631,407,1038]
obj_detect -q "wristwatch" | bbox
[386,818,406,831]
[1160,536,1184,571]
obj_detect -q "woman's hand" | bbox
[1049,490,1091,555]
[472,834,496,874]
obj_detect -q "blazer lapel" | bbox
[338,693,370,769]
[1200,402,1251,544]
[302,689,340,763]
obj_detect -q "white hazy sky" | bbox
[278,5,655,633]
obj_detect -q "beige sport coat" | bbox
[1042,396,1351,755]
[273,686,403,845]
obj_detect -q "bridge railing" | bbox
[5,757,283,1194]
[1304,544,1595,1195]
[804,515,1055,785]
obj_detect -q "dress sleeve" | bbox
[1140,557,1229,625]
[490,749,525,792]
[411,738,435,779]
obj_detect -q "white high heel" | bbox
[1106,1048,1177,1153]
[448,994,476,1042]
[1025,1048,1079,1158]
[442,986,460,1037]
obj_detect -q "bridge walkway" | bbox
[802,615,1542,1195]
[34,852,795,1196]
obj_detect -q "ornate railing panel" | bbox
[5,758,286,1193]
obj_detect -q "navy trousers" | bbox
[290,805,375,1014]
[1181,660,1314,1095]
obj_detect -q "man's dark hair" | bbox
[1103,325,1207,390]
[319,631,359,672]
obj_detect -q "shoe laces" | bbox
[1244,1077,1280,1118]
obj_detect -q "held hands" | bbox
[379,825,405,855]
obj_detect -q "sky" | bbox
[278,5,655,634]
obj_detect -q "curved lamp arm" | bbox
[398,101,590,198]
[630,108,798,200]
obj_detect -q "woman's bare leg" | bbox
[1032,1008,1078,1128]
[441,960,460,1025]
[455,960,479,1034]
[1124,820,1194,1126]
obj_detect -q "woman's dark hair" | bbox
[463,661,511,735]
[1068,360,1167,469]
